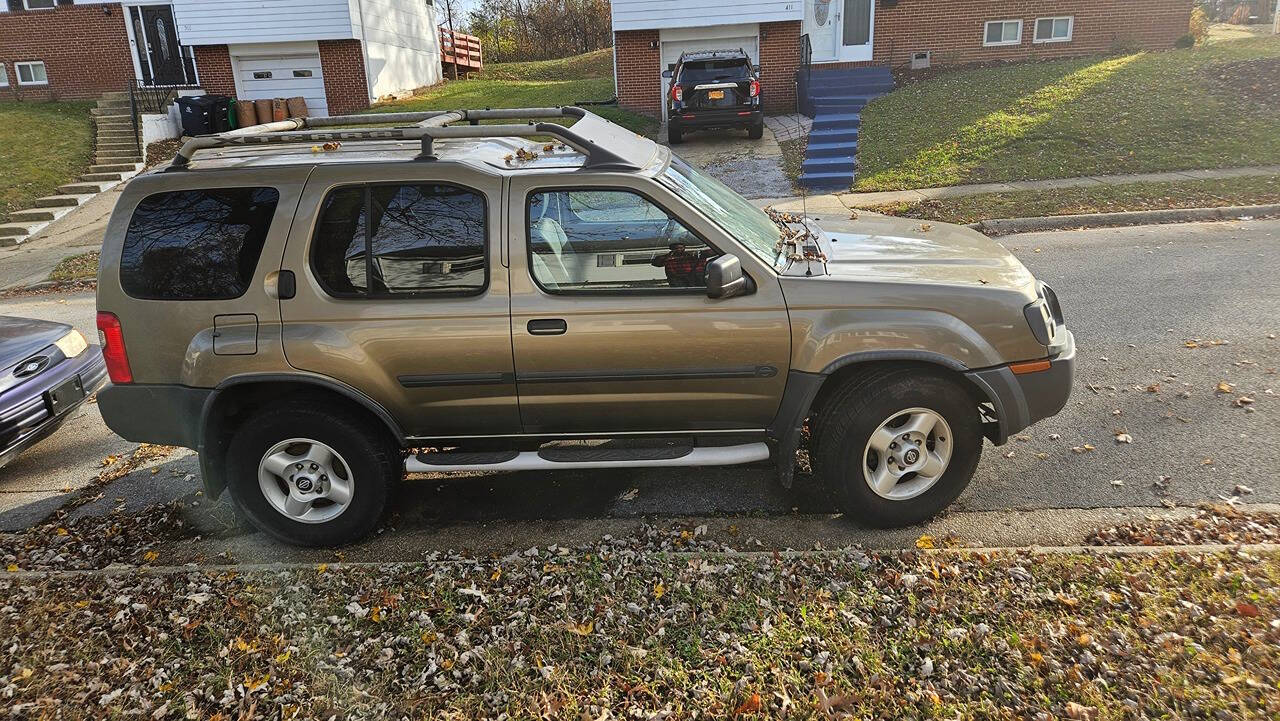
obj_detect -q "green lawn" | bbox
[855,35,1280,191]
[374,51,656,137]
[0,101,95,225]
[869,175,1280,224]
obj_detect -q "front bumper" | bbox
[670,108,763,129]
[0,347,107,468]
[965,330,1076,444]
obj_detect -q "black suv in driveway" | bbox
[663,49,763,144]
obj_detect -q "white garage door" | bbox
[659,35,758,121]
[232,49,329,118]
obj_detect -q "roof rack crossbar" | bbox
[168,106,624,169]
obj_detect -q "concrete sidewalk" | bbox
[758,164,1280,213]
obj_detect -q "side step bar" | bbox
[405,442,771,473]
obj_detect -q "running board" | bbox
[405,442,771,473]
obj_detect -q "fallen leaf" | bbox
[619,488,639,501]
[564,620,594,636]
[915,534,935,549]
[1216,381,1236,394]
[142,550,158,563]
[1067,701,1098,720]
[1235,602,1260,617]
[1146,383,1160,393]
[1115,432,1133,444]
[733,692,761,716]
[1233,396,1254,407]
[653,582,666,599]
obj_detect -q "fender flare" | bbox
[198,373,407,499]
[767,351,1007,488]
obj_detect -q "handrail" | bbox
[126,80,183,157]
[168,106,642,171]
[796,33,813,117]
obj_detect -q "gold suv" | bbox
[95,107,1074,546]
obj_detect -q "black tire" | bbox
[667,122,683,144]
[747,120,764,140]
[812,366,982,528]
[224,401,400,547]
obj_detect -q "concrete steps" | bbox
[0,92,146,246]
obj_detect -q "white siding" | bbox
[171,0,356,46]
[612,0,801,32]
[350,0,442,97]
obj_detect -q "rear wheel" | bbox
[747,120,764,139]
[667,122,683,144]
[812,367,982,527]
[224,402,400,546]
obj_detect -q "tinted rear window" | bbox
[679,59,750,83]
[120,188,280,300]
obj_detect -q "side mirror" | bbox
[753,64,761,73]
[661,69,673,79]
[706,254,751,299]
[667,63,676,72]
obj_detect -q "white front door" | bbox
[805,0,873,63]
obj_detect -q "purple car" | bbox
[0,316,107,469]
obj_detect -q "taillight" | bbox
[95,311,132,384]
[749,79,760,98]
[671,84,682,103]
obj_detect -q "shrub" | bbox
[1189,7,1210,44]
[1175,33,1197,49]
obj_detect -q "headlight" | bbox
[54,330,88,358]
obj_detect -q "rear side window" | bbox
[120,187,279,300]
[679,59,750,83]
[311,183,487,298]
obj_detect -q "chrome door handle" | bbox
[527,319,567,335]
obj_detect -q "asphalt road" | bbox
[0,218,1276,533]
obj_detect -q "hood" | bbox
[0,316,72,365]
[788,213,1035,292]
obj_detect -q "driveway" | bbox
[0,218,1277,544]
[660,117,794,199]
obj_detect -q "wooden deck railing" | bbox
[440,28,483,73]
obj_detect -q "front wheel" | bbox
[812,367,982,528]
[224,402,400,546]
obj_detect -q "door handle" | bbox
[527,319,567,335]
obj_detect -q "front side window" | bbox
[15,61,47,85]
[984,20,1022,46]
[1034,16,1074,43]
[312,183,487,298]
[527,189,717,292]
[120,187,280,300]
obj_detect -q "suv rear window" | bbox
[120,187,279,300]
[678,59,750,83]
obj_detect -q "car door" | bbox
[507,174,791,434]
[279,163,520,438]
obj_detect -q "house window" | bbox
[0,65,8,87]
[15,61,48,86]
[1034,16,1074,43]
[983,20,1023,47]
[23,0,57,9]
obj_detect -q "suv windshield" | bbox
[678,59,750,83]
[660,156,782,268]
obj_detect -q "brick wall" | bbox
[759,21,800,113]
[0,3,133,100]
[318,39,369,115]
[870,0,1193,68]
[614,29,661,117]
[192,45,235,97]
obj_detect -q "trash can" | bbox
[175,95,229,136]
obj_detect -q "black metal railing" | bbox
[127,81,183,157]
[797,33,814,118]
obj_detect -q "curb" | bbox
[970,203,1280,236]
[4,543,1278,580]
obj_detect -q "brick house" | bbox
[612,0,1195,120]
[0,0,443,116]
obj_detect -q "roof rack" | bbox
[168,106,654,172]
